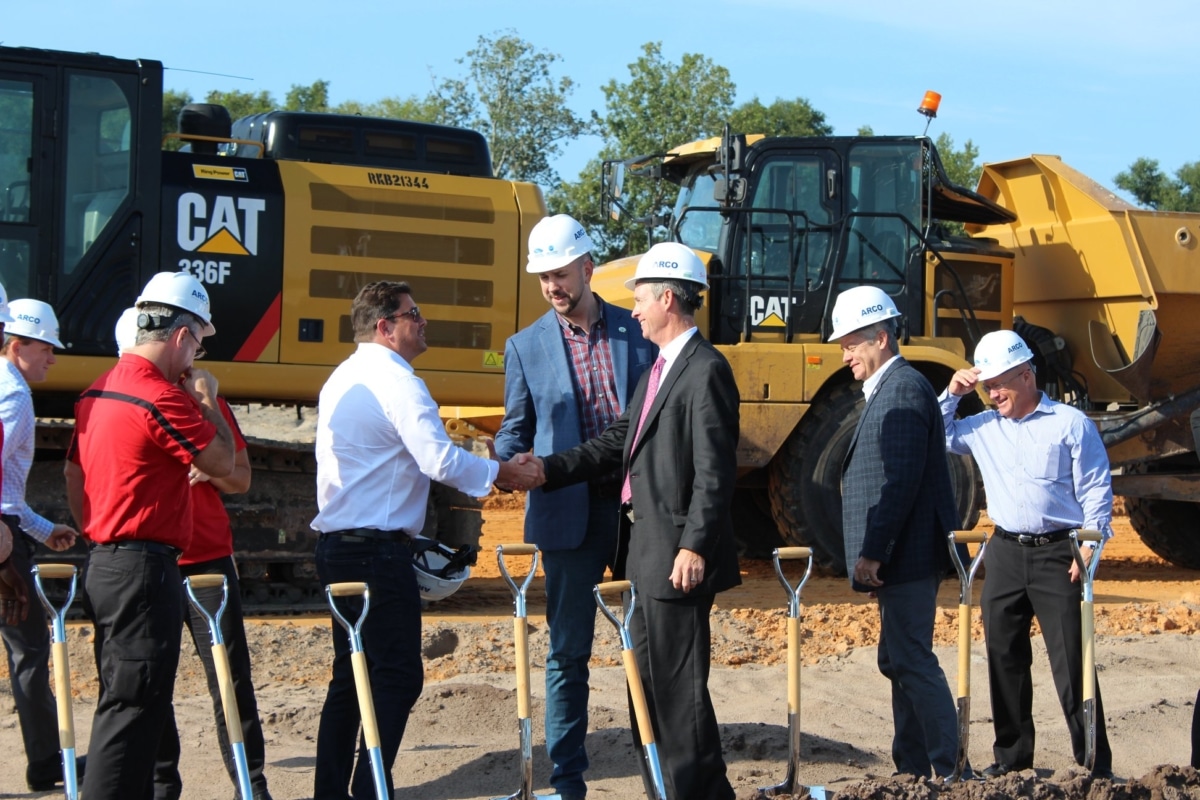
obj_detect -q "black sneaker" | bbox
[27,754,86,791]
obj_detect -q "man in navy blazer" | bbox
[494,214,654,800]
[832,285,959,780]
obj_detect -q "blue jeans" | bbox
[540,495,619,797]
[314,535,423,800]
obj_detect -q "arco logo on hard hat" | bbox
[16,313,41,324]
[862,304,884,316]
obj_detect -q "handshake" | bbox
[488,442,546,492]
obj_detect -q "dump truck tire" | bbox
[768,383,859,571]
[767,382,984,575]
[1127,496,1200,570]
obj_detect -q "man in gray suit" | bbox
[495,214,655,800]
[533,242,741,800]
[831,285,959,780]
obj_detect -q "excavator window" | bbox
[59,72,133,289]
[0,77,34,296]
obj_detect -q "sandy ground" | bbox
[2,502,1199,799]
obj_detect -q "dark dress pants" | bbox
[626,586,734,800]
[982,535,1112,773]
[81,545,184,800]
[0,528,60,775]
[314,535,423,800]
[153,555,271,800]
[875,575,958,778]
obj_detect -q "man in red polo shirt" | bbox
[65,272,235,800]
[103,307,274,800]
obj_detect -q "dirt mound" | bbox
[826,764,1200,799]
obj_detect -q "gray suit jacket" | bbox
[494,301,654,550]
[541,334,741,600]
[841,358,957,591]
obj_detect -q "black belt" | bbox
[994,526,1073,547]
[95,540,182,559]
[322,528,412,544]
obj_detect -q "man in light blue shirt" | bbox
[0,298,81,791]
[940,329,1113,779]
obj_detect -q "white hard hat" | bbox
[114,307,139,354]
[6,299,64,348]
[136,272,215,335]
[973,330,1034,381]
[623,241,709,290]
[409,538,474,602]
[527,214,595,273]
[0,283,13,325]
[828,285,902,341]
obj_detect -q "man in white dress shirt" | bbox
[311,280,540,800]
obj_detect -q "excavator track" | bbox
[28,412,486,617]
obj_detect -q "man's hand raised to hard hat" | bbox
[947,367,981,397]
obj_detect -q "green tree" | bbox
[161,89,193,150]
[285,80,330,112]
[333,95,447,122]
[1114,157,1200,211]
[555,42,737,259]
[728,97,832,138]
[203,89,277,122]
[434,31,588,185]
[933,132,982,190]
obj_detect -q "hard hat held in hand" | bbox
[624,241,709,290]
[6,299,64,348]
[973,330,1034,381]
[828,285,902,341]
[527,214,595,273]
[136,271,216,335]
[114,306,139,354]
[0,282,14,325]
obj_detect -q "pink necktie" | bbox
[620,356,666,505]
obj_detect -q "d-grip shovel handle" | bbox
[187,573,226,590]
[34,563,76,580]
[594,580,655,745]
[328,581,369,597]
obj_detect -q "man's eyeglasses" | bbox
[982,368,1029,394]
[840,335,878,354]
[387,306,422,323]
[184,327,206,360]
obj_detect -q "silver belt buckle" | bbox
[623,506,636,523]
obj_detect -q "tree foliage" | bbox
[433,31,588,186]
[933,132,982,190]
[1115,157,1200,211]
[554,42,738,259]
[728,97,832,138]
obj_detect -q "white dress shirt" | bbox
[312,343,498,534]
[656,326,699,384]
[0,358,52,541]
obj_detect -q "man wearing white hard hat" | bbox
[940,329,1114,778]
[0,297,84,791]
[0,282,24,626]
[105,309,276,800]
[536,241,741,800]
[65,272,236,800]
[495,214,655,799]
[830,284,959,780]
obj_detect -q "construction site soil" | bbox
[2,419,1198,797]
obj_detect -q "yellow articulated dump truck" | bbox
[598,130,1200,572]
[0,45,548,608]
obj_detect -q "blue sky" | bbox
[7,0,1197,201]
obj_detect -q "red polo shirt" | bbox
[70,354,216,549]
[182,398,246,565]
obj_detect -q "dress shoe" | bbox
[26,753,86,791]
[981,761,1029,778]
